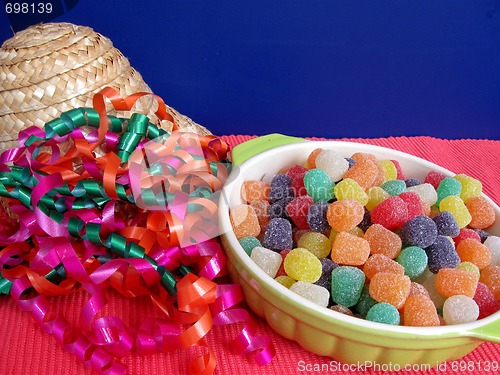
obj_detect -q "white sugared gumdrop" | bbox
[443,295,479,325]
[484,236,500,266]
[315,149,349,182]
[250,246,282,278]
[406,183,438,206]
[290,281,330,307]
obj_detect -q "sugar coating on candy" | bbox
[334,178,369,206]
[396,246,428,279]
[315,149,349,182]
[355,285,378,317]
[275,275,296,288]
[405,178,421,188]
[250,246,282,278]
[330,304,354,316]
[424,170,446,189]
[290,281,330,307]
[239,236,262,256]
[366,302,400,325]
[250,200,271,231]
[408,282,430,299]
[370,196,408,229]
[297,231,332,258]
[479,265,500,300]
[287,165,309,196]
[284,248,323,283]
[456,238,492,270]
[364,224,402,259]
[343,159,379,190]
[474,282,500,319]
[391,159,405,180]
[303,168,335,202]
[331,231,370,266]
[442,295,479,325]
[275,249,291,277]
[241,181,270,204]
[433,210,460,238]
[363,254,405,280]
[377,160,398,183]
[475,229,491,243]
[403,294,440,326]
[425,235,461,273]
[453,228,481,247]
[369,272,411,309]
[381,180,406,196]
[436,177,462,205]
[365,187,390,212]
[358,211,372,232]
[436,268,478,298]
[400,215,438,248]
[230,204,261,239]
[307,148,324,169]
[269,174,294,203]
[457,262,481,279]
[307,202,331,232]
[439,196,472,228]
[331,266,365,307]
[466,196,496,229]
[268,197,293,219]
[286,195,314,230]
[314,257,338,290]
[351,152,377,163]
[327,199,364,232]
[484,236,500,266]
[406,183,438,206]
[454,174,482,204]
[263,218,293,251]
[399,191,425,220]
[420,271,446,308]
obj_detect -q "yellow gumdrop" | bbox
[457,262,481,279]
[454,174,482,204]
[334,178,369,206]
[297,231,332,258]
[284,248,323,282]
[329,229,339,243]
[365,186,390,211]
[275,275,296,288]
[377,160,398,183]
[349,226,365,238]
[439,196,472,228]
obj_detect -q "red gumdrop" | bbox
[473,282,500,319]
[371,196,409,229]
[390,159,405,180]
[276,249,291,277]
[287,165,308,196]
[453,228,481,247]
[286,195,314,230]
[399,192,424,220]
[424,170,446,189]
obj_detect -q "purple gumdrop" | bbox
[307,201,331,232]
[425,235,461,273]
[269,197,293,219]
[400,215,438,248]
[433,211,460,237]
[405,178,421,188]
[263,218,293,251]
[314,258,338,290]
[269,174,294,203]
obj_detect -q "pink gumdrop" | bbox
[424,171,446,189]
[287,165,308,196]
[453,228,481,247]
[371,196,409,229]
[399,192,424,220]
[276,249,291,277]
[474,282,500,319]
[286,195,314,230]
[390,159,405,180]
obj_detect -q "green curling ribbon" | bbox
[0,276,13,295]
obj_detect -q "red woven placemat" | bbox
[0,134,499,375]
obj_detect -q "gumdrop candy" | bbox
[408,282,430,299]
[457,262,481,279]
[439,196,472,228]
[371,196,408,229]
[250,200,271,231]
[287,164,309,196]
[230,204,261,239]
[284,248,323,283]
[358,210,372,232]
[343,159,379,190]
[239,236,262,256]
[364,223,402,259]
[456,238,491,270]
[436,268,478,298]
[241,180,270,204]
[381,180,406,196]
[286,195,314,230]
[331,266,365,307]
[355,285,378,317]
[331,231,370,266]
[420,271,446,308]
[250,246,282,278]
[275,275,296,288]
[330,305,354,316]
[297,231,332,258]
[377,160,398,182]
[366,302,400,325]
[396,246,428,279]
[479,265,500,300]
[314,257,338,290]
[327,199,364,232]
[400,215,438,248]
[345,157,356,168]
[369,272,411,309]
[406,183,438,206]
[307,148,324,169]
[426,235,461,273]
[304,168,335,202]
[399,191,425,220]
[334,178,369,205]
[473,282,500,319]
[466,196,496,229]
[351,152,377,163]
[269,197,293,219]
[363,254,405,280]
[453,228,481,247]
[391,159,405,180]
[275,249,291,277]
[290,281,330,307]
[442,295,479,324]
[307,202,331,232]
[269,174,294,203]
[484,236,500,266]
[436,177,462,205]
[432,211,460,238]
[454,174,482,204]
[475,229,491,243]
[315,149,350,182]
[424,170,446,189]
[365,187,390,212]
[263,217,293,251]
[405,178,421,188]
[403,294,440,326]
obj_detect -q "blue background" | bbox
[1,1,499,139]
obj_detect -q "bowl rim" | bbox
[219,139,500,339]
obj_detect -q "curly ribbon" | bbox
[0,87,274,374]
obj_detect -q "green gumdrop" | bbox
[239,236,262,256]
[396,246,428,279]
[304,169,335,202]
[436,177,462,205]
[355,285,378,317]
[381,180,407,196]
[331,266,365,307]
[366,302,401,325]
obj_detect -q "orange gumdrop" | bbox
[351,152,377,163]
[466,196,496,229]
[230,204,260,239]
[331,232,370,266]
[369,272,411,309]
[343,159,380,190]
[408,282,430,299]
[326,199,364,232]
[456,238,492,270]
[480,265,500,301]
[250,200,270,231]
[363,254,405,280]
[435,268,478,298]
[403,294,440,326]
[307,148,324,169]
[241,181,270,204]
[364,223,402,259]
